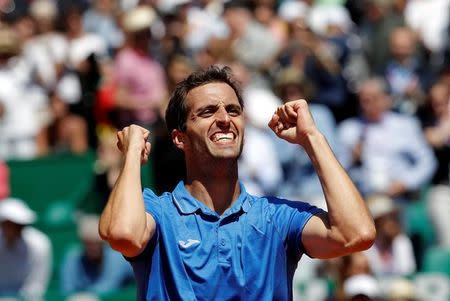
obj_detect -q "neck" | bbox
[185,160,240,215]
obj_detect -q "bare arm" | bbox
[99,125,156,257]
[269,100,375,259]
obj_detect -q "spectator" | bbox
[223,0,280,70]
[62,4,107,149]
[27,0,90,155]
[385,26,429,114]
[82,0,124,55]
[0,27,49,160]
[364,195,416,277]
[272,66,337,207]
[327,252,373,301]
[417,80,450,185]
[338,77,436,200]
[252,0,288,47]
[174,0,229,54]
[25,0,62,90]
[417,80,450,246]
[60,214,133,295]
[112,5,168,131]
[360,0,405,74]
[0,198,52,298]
[302,4,357,122]
[343,274,381,301]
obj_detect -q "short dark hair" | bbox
[165,65,244,133]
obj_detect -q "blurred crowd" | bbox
[0,0,449,300]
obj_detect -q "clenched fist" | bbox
[268,99,319,147]
[117,124,151,165]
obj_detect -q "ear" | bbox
[171,129,186,151]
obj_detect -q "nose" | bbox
[216,107,231,127]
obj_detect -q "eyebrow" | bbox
[193,103,242,114]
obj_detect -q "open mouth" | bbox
[210,132,235,144]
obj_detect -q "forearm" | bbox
[99,150,149,253]
[303,131,375,250]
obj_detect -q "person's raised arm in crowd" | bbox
[269,99,376,259]
[99,125,155,257]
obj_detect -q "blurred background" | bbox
[0,0,448,300]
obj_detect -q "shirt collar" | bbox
[171,181,250,217]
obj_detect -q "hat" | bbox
[367,195,398,220]
[278,1,308,22]
[389,278,416,300]
[273,66,315,100]
[29,0,58,20]
[0,198,37,225]
[77,214,101,241]
[122,5,157,33]
[0,27,20,56]
[307,5,353,35]
[157,0,191,14]
[343,274,380,298]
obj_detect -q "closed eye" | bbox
[198,106,216,117]
[226,105,242,117]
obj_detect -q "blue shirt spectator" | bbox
[60,215,133,295]
[338,78,436,198]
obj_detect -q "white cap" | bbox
[77,214,101,241]
[158,0,191,14]
[122,5,157,33]
[389,278,416,300]
[29,0,58,20]
[0,198,37,225]
[278,1,308,22]
[308,5,353,35]
[367,195,398,220]
[343,274,380,298]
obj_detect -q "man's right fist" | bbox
[117,124,151,164]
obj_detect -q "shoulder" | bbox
[114,48,135,64]
[337,118,362,143]
[22,227,51,254]
[143,188,172,205]
[143,188,174,221]
[248,195,321,217]
[393,233,414,246]
[386,112,421,131]
[310,103,334,118]
[338,117,361,130]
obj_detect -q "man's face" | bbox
[359,82,390,122]
[179,82,245,162]
[375,212,401,242]
[1,220,23,243]
[390,28,414,62]
[83,239,104,262]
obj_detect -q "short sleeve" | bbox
[124,189,161,262]
[269,197,325,259]
[143,188,162,224]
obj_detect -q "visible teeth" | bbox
[212,133,233,142]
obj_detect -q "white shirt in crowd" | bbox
[0,227,52,297]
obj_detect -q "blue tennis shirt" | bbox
[127,181,323,300]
